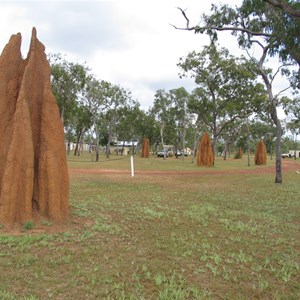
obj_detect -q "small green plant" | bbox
[23,220,34,230]
[41,220,52,226]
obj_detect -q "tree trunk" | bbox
[106,144,110,158]
[74,127,83,156]
[270,103,282,183]
[247,122,251,167]
[257,45,282,183]
[106,127,113,159]
[160,122,166,160]
[121,141,125,156]
[67,139,71,156]
[131,141,136,155]
[95,149,99,162]
[181,129,186,162]
[60,106,65,125]
[77,132,84,156]
[94,124,99,162]
[223,142,227,160]
[294,134,298,160]
[192,127,200,164]
[106,133,111,159]
[212,127,217,157]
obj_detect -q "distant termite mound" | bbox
[141,138,150,158]
[255,140,267,165]
[0,28,69,227]
[197,132,214,167]
[235,147,243,159]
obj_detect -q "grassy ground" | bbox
[0,153,299,299]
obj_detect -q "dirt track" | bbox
[69,159,300,176]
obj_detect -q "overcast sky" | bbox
[0,0,291,112]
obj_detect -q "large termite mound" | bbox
[141,138,150,158]
[0,28,69,227]
[197,132,214,167]
[255,140,267,165]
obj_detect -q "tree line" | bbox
[49,0,299,183]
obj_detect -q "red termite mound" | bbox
[235,147,243,159]
[197,132,214,167]
[141,138,150,158]
[0,28,69,227]
[255,140,267,165]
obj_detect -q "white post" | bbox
[130,156,134,177]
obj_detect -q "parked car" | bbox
[175,150,188,157]
[282,153,294,158]
[157,150,167,158]
[157,150,172,158]
[175,150,183,157]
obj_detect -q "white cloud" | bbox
[0,0,294,112]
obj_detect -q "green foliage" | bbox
[178,43,266,152]
[200,0,300,70]
[23,220,34,230]
[48,53,90,125]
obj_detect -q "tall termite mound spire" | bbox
[255,140,267,165]
[141,138,150,158]
[0,28,69,227]
[197,132,214,167]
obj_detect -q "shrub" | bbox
[23,220,34,230]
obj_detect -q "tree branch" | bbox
[171,7,272,37]
[263,0,300,18]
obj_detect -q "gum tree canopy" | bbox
[173,0,300,183]
[178,43,266,156]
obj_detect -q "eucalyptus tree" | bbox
[249,115,276,148]
[116,104,142,155]
[190,117,206,163]
[283,96,300,158]
[178,44,266,156]
[49,53,89,126]
[173,0,299,182]
[219,120,244,160]
[72,105,92,156]
[139,110,161,151]
[84,77,111,161]
[262,0,300,19]
[169,87,192,159]
[102,85,137,158]
[283,96,300,128]
[117,106,160,155]
[151,89,173,158]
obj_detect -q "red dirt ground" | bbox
[69,159,300,176]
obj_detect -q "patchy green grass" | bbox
[67,151,276,172]
[0,155,299,299]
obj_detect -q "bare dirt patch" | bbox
[69,158,300,176]
[2,159,299,236]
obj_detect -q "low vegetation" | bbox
[0,154,299,299]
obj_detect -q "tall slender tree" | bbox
[151,89,173,159]
[173,0,299,183]
[178,44,266,156]
[49,53,89,125]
